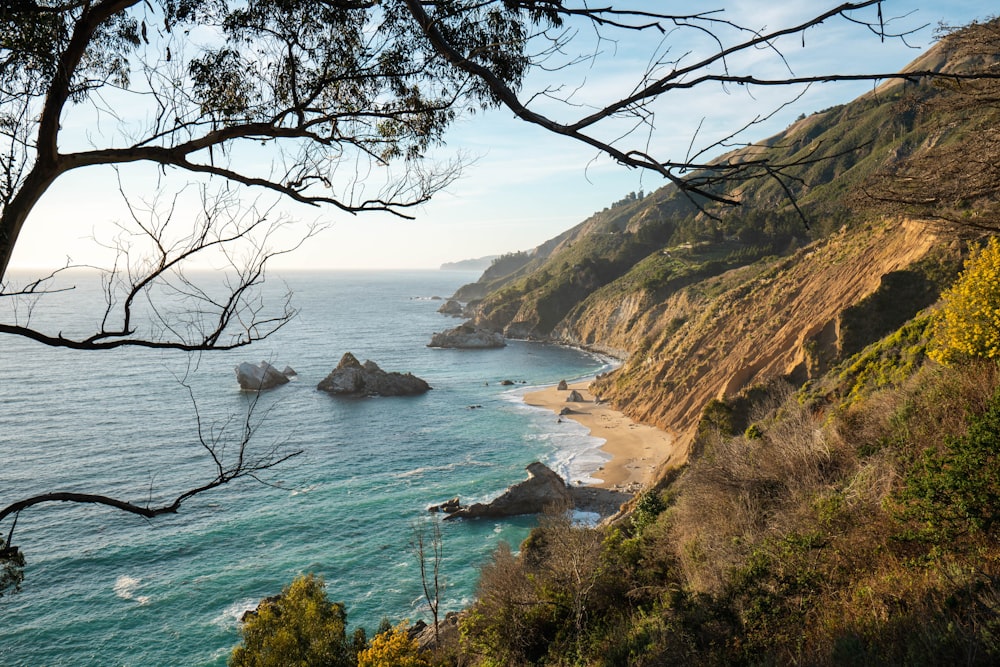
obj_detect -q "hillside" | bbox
[222,20,1000,666]
[454,19,997,457]
[440,20,1000,666]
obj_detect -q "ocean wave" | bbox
[548,445,610,486]
[113,575,151,605]
[394,460,492,479]
[572,510,602,527]
[211,598,260,629]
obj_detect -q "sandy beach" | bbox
[523,379,679,492]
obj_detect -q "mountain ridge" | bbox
[452,21,991,463]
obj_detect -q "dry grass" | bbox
[667,360,1000,661]
[455,359,1000,665]
[672,385,856,592]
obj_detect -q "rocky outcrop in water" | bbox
[317,352,431,396]
[428,322,505,349]
[235,361,296,391]
[430,462,630,519]
[437,299,466,317]
[436,462,572,519]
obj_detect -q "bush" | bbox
[631,489,668,533]
[357,623,431,667]
[898,383,1000,539]
[930,237,1000,365]
[230,573,358,667]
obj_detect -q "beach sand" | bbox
[523,380,678,493]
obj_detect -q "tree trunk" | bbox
[0,165,61,280]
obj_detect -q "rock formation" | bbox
[428,497,461,513]
[437,299,465,317]
[431,462,630,520]
[557,379,568,390]
[436,462,572,520]
[567,389,585,402]
[235,361,296,391]
[316,352,431,396]
[427,322,505,349]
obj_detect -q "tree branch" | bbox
[1,374,304,545]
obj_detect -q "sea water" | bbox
[0,270,611,666]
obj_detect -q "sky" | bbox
[7,1,994,273]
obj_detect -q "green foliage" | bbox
[898,382,1000,540]
[830,315,932,406]
[630,489,667,534]
[357,623,430,667]
[930,237,1000,365]
[698,398,736,437]
[229,574,358,667]
[462,512,632,666]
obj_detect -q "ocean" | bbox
[0,270,612,666]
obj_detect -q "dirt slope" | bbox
[587,219,940,455]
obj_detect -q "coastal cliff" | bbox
[440,23,1000,664]
[228,21,1000,667]
[451,27,981,464]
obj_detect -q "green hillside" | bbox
[457,20,995,344]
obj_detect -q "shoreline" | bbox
[523,379,677,493]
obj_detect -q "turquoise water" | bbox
[0,270,611,666]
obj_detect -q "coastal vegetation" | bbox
[231,17,1000,665]
[6,1,950,595]
[4,5,1000,667]
[930,237,1000,365]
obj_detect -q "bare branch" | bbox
[0,375,304,544]
[0,184,319,351]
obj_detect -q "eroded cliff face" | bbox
[585,219,942,453]
[450,28,990,478]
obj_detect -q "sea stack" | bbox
[428,322,506,349]
[316,352,431,396]
[235,361,296,391]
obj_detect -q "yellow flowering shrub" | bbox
[930,237,1000,365]
[357,623,431,667]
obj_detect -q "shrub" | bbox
[357,623,431,667]
[631,489,668,533]
[898,383,1000,540]
[930,237,1000,365]
[229,573,358,667]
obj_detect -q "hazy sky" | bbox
[8,1,992,272]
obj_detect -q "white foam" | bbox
[211,598,260,629]
[113,575,151,605]
[571,510,602,527]
[394,460,491,479]
[499,382,614,485]
[534,418,611,485]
